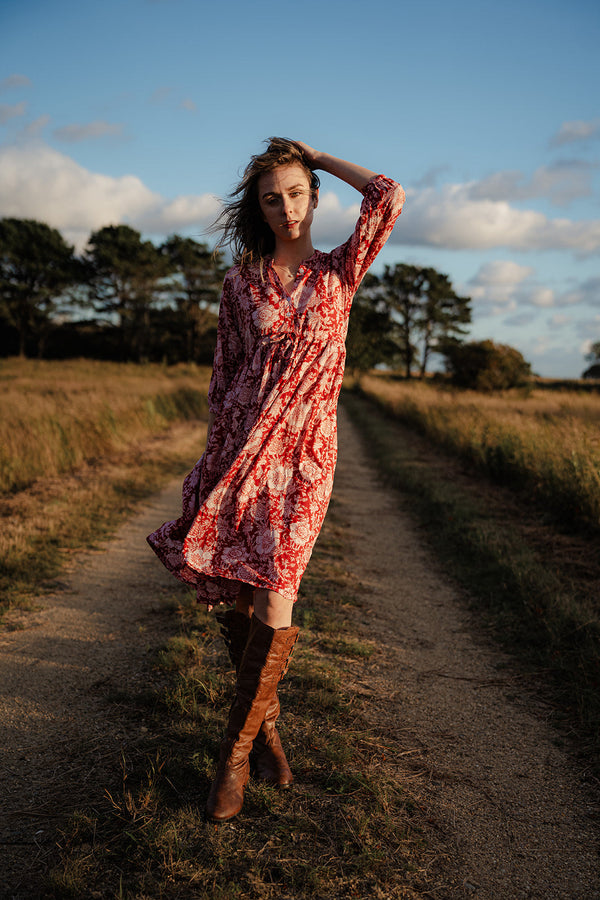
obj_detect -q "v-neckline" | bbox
[268,253,317,301]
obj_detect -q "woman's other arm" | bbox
[295,141,377,192]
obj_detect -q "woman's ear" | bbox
[312,188,319,209]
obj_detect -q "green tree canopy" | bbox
[440,339,532,391]
[348,264,471,378]
[84,225,174,361]
[346,273,400,375]
[160,235,225,362]
[0,218,77,357]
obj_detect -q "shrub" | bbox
[441,339,531,391]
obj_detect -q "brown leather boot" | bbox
[206,615,299,822]
[216,609,295,787]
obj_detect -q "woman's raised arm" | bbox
[294,141,378,192]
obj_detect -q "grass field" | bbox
[356,373,600,534]
[0,358,212,613]
[0,358,211,493]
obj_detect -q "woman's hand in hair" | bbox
[294,143,378,193]
[293,140,320,167]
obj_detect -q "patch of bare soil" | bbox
[0,408,598,899]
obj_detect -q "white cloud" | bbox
[53,120,125,142]
[311,191,361,246]
[549,314,571,327]
[469,260,534,286]
[529,287,556,308]
[550,118,600,147]
[561,275,600,307]
[392,183,600,256]
[466,261,533,313]
[0,141,219,250]
[0,101,27,124]
[468,161,595,207]
[0,74,32,92]
[179,98,197,112]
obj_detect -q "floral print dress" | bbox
[147,175,405,608]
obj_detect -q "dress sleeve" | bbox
[334,175,405,296]
[207,273,244,415]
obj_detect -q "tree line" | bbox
[1,217,532,388]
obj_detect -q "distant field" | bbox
[0,358,211,612]
[0,358,212,493]
[356,373,600,533]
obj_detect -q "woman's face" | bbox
[257,164,318,245]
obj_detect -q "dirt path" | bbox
[0,481,186,898]
[1,407,599,899]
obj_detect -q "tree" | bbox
[369,264,471,378]
[84,225,173,361]
[160,236,224,362]
[441,339,532,391]
[417,268,471,378]
[0,218,77,357]
[583,341,600,379]
[346,274,400,375]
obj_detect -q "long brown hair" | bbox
[211,137,320,268]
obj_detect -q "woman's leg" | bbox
[206,614,299,820]
[235,582,255,617]
[213,585,296,795]
[253,589,293,629]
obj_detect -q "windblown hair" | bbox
[211,137,320,268]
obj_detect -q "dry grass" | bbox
[0,358,211,615]
[0,358,212,493]
[357,373,600,532]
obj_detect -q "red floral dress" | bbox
[147,175,405,608]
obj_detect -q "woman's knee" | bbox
[254,589,293,629]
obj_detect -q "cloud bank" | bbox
[0,142,219,249]
[1,140,599,260]
[391,183,600,256]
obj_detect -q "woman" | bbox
[147,138,405,821]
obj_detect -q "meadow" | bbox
[0,358,212,611]
[356,373,600,534]
[0,358,211,493]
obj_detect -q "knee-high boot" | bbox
[216,609,294,787]
[206,615,299,822]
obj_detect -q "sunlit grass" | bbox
[357,373,600,532]
[0,359,211,615]
[0,358,211,492]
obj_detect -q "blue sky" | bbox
[1,0,599,377]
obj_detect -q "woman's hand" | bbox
[294,140,320,168]
[294,142,377,192]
